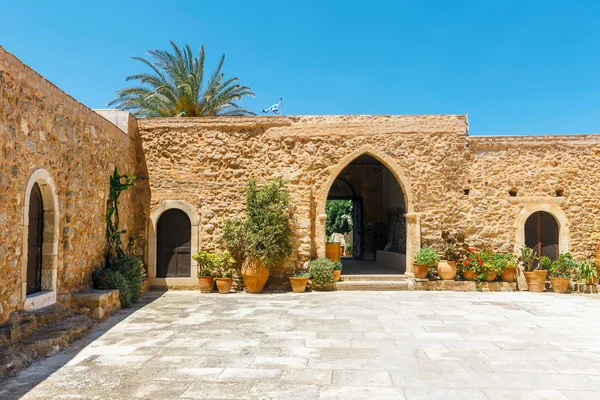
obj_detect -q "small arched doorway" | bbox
[26,183,43,295]
[157,209,191,278]
[525,211,559,260]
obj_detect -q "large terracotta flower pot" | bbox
[413,264,429,279]
[215,278,233,294]
[524,270,548,292]
[289,277,309,293]
[483,272,497,282]
[198,276,214,293]
[501,267,516,282]
[463,270,476,281]
[241,258,270,293]
[437,260,457,280]
[333,270,341,282]
[550,277,570,293]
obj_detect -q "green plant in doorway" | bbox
[325,199,353,237]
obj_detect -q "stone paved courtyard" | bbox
[1,291,600,399]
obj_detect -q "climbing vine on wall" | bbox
[106,168,136,257]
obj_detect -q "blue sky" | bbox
[1,0,599,135]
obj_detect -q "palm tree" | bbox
[109,41,255,117]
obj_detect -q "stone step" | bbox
[336,280,409,291]
[0,304,73,345]
[0,314,95,379]
[340,274,407,282]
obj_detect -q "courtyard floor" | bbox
[1,291,600,400]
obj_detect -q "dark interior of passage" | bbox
[157,209,191,278]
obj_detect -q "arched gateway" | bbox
[314,148,419,276]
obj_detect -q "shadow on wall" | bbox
[0,292,164,398]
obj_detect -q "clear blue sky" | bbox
[1,1,599,135]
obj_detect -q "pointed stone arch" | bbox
[147,200,200,287]
[313,147,419,275]
[21,168,60,310]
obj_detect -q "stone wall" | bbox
[0,46,147,324]
[139,116,600,286]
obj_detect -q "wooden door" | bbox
[27,183,43,295]
[157,209,191,278]
[525,211,559,260]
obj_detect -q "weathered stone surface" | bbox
[72,289,121,321]
[0,46,149,323]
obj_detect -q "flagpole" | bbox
[280,97,283,116]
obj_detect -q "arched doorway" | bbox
[325,154,407,274]
[157,209,191,278]
[26,183,43,295]
[525,211,559,260]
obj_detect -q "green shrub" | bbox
[332,261,342,271]
[93,269,132,308]
[414,248,438,266]
[192,250,234,277]
[309,258,335,290]
[291,265,310,278]
[108,254,145,304]
[576,260,598,283]
[518,245,537,271]
[550,253,577,279]
[222,179,293,270]
[539,255,552,271]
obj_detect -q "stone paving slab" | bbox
[1,290,599,399]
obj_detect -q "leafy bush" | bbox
[93,269,132,308]
[222,179,293,270]
[539,256,552,271]
[109,254,145,304]
[345,243,353,251]
[576,260,598,283]
[326,200,353,237]
[192,250,234,277]
[460,249,515,282]
[332,261,343,271]
[414,248,438,266]
[309,258,335,290]
[550,253,577,279]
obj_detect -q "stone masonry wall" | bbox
[0,46,146,324]
[138,115,471,284]
[139,116,600,285]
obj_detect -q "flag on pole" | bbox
[261,103,280,114]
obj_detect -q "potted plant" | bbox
[192,250,217,293]
[289,266,310,293]
[222,179,293,293]
[332,261,343,281]
[215,265,234,294]
[576,260,598,286]
[413,247,439,279]
[345,243,353,257]
[519,245,548,292]
[437,231,466,280]
[500,253,518,282]
[460,248,481,281]
[309,258,336,291]
[549,253,576,293]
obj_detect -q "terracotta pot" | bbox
[501,267,516,282]
[437,260,457,280]
[215,277,233,294]
[463,270,476,281]
[198,276,214,293]
[413,264,429,279]
[483,272,497,282]
[289,277,309,293]
[524,270,548,292]
[241,258,270,293]
[550,277,570,293]
[333,270,341,282]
